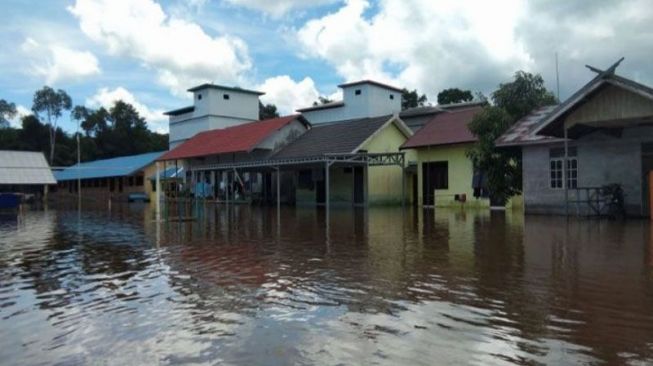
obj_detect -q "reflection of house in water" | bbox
[520,217,653,363]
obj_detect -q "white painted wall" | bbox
[168,86,260,147]
[301,83,401,124]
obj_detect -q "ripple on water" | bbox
[0,206,653,365]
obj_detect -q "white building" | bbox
[165,84,264,148]
[297,80,402,124]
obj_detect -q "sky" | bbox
[1,0,652,133]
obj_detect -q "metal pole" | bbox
[156,161,161,221]
[564,127,569,216]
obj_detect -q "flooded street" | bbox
[1,204,653,365]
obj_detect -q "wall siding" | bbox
[523,126,653,216]
[414,143,489,208]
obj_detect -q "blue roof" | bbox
[54,151,165,181]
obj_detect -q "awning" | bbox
[149,167,184,181]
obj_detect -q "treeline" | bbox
[0,87,168,167]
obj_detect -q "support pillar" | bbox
[156,161,161,221]
[562,126,569,217]
[325,161,330,213]
[276,167,281,212]
[401,167,406,208]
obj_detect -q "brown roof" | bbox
[400,107,483,149]
[160,115,306,160]
[495,105,562,147]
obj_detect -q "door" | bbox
[412,173,418,206]
[353,166,365,204]
[422,161,448,206]
[641,143,653,216]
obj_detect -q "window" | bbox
[389,94,394,100]
[422,161,448,206]
[197,94,202,100]
[355,89,361,95]
[223,94,230,100]
[136,176,144,186]
[549,147,578,189]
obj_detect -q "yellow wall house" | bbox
[400,106,490,208]
[272,114,414,206]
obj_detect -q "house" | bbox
[297,80,403,124]
[496,59,653,217]
[53,151,165,202]
[158,115,310,202]
[271,114,413,206]
[400,106,486,207]
[167,79,414,207]
[0,150,56,199]
[164,84,264,148]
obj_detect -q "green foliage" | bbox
[259,102,279,120]
[2,92,168,166]
[312,96,333,106]
[32,86,73,164]
[492,71,557,120]
[467,71,557,204]
[401,88,427,110]
[467,107,521,203]
[72,101,168,159]
[437,88,473,105]
[0,99,17,128]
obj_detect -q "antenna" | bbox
[555,52,560,101]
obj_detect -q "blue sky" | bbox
[2,0,652,133]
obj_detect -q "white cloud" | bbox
[258,75,320,114]
[68,0,252,96]
[296,0,653,101]
[86,87,168,133]
[295,0,532,99]
[225,0,337,17]
[20,37,100,84]
[8,105,31,128]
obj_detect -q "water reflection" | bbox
[0,204,652,365]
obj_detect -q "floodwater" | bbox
[1,204,653,365]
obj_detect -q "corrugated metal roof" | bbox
[272,115,393,159]
[296,101,345,112]
[400,107,483,149]
[149,167,184,180]
[54,151,164,181]
[0,150,56,185]
[159,115,306,161]
[399,106,442,118]
[495,105,562,147]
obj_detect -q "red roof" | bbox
[401,107,483,149]
[160,115,305,160]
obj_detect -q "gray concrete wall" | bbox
[522,126,653,216]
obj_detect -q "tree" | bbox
[492,71,557,120]
[437,88,473,105]
[259,102,279,120]
[0,99,17,128]
[401,89,427,110]
[312,96,333,106]
[467,71,557,204]
[32,86,72,164]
